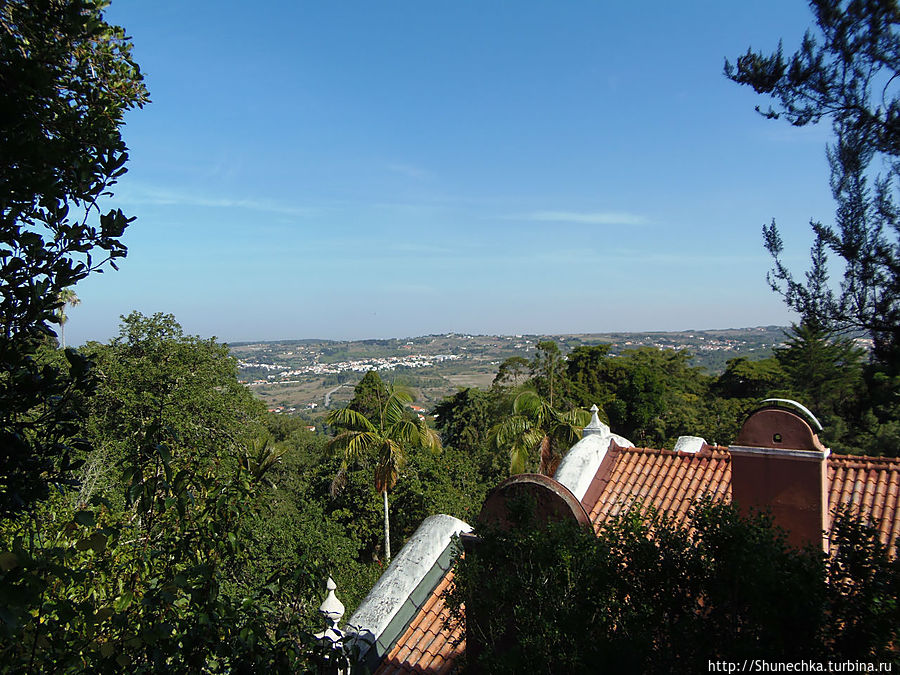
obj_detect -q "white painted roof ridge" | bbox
[554,409,633,503]
[346,513,471,660]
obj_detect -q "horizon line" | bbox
[224,324,790,346]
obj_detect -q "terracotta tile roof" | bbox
[827,454,900,554]
[369,445,900,673]
[586,444,732,528]
[586,445,900,554]
[374,569,463,675]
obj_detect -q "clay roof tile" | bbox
[374,568,465,675]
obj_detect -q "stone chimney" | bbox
[729,401,830,550]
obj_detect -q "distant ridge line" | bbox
[227,325,788,347]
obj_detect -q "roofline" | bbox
[346,514,470,667]
[615,445,897,467]
[729,444,831,461]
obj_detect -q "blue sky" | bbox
[68,1,838,344]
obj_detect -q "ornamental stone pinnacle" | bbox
[313,576,348,673]
[582,404,609,438]
[320,576,345,630]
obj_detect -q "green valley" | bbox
[231,326,793,418]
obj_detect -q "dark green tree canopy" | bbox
[433,387,498,455]
[348,370,390,423]
[775,322,865,436]
[716,356,786,400]
[82,312,265,485]
[491,356,530,389]
[0,0,149,340]
[726,0,900,370]
[566,343,615,408]
[0,0,148,515]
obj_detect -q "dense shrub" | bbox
[447,498,899,673]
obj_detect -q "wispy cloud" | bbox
[519,210,651,226]
[114,184,321,218]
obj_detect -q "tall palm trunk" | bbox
[539,435,561,476]
[383,489,391,561]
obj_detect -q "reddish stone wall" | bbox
[731,451,828,549]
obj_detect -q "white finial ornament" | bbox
[320,577,345,630]
[315,576,346,648]
[582,404,610,437]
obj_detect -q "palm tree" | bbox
[490,389,590,475]
[243,433,289,485]
[326,387,440,561]
[56,288,80,349]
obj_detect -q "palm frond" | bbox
[557,407,591,427]
[551,408,591,446]
[390,419,421,445]
[509,441,530,475]
[489,415,531,449]
[554,424,582,448]
[490,410,548,474]
[327,430,379,463]
[389,385,415,401]
[419,424,441,452]
[325,406,377,432]
[383,388,413,427]
[521,428,546,450]
[326,385,439,548]
[248,435,289,480]
[512,390,544,418]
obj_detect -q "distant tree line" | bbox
[434,325,885,472]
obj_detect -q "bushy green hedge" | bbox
[447,499,899,673]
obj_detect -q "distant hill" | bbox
[230,326,789,419]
